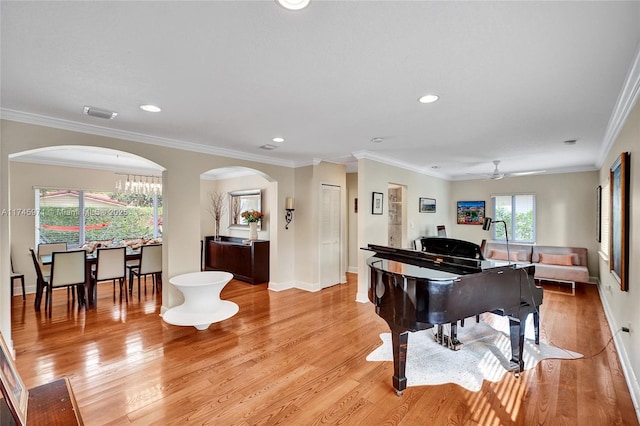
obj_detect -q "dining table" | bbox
[39,247,142,309]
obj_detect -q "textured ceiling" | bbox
[2,1,639,179]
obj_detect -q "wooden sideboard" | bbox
[204,236,269,284]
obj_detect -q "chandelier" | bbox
[115,174,162,196]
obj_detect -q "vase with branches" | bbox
[207,191,227,240]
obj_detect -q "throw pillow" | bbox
[489,249,519,262]
[539,253,574,266]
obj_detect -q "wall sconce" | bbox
[285,197,295,229]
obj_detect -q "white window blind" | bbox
[600,182,610,255]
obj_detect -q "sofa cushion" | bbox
[489,249,520,262]
[484,242,532,262]
[534,264,589,283]
[532,246,587,267]
[538,253,576,266]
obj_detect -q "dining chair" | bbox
[38,242,68,276]
[38,242,70,300]
[29,248,50,310]
[91,246,127,306]
[10,254,25,301]
[47,250,87,317]
[128,244,162,299]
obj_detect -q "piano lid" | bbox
[366,257,461,281]
[364,237,489,275]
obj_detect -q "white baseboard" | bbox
[268,280,321,292]
[597,282,640,422]
[268,281,294,292]
[355,291,369,303]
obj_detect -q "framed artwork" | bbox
[456,200,485,225]
[419,197,436,213]
[596,185,602,243]
[609,152,630,291]
[0,333,28,426]
[372,192,383,215]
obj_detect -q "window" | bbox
[36,189,162,246]
[490,194,535,243]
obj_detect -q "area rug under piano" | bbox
[366,315,582,392]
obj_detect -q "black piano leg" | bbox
[533,312,540,345]
[449,322,461,350]
[508,314,526,374]
[391,330,409,396]
[434,323,461,350]
[435,324,444,344]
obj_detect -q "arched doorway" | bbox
[8,145,165,301]
[200,166,277,284]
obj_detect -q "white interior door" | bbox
[319,184,341,289]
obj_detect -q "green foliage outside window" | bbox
[38,206,161,244]
[493,196,534,242]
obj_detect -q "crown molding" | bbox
[598,41,640,167]
[0,109,298,169]
[351,150,449,180]
[9,155,163,176]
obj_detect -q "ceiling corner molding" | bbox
[351,150,450,180]
[598,42,640,168]
[0,109,298,169]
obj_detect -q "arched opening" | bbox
[199,166,277,285]
[8,145,166,306]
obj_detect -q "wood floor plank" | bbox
[10,275,638,425]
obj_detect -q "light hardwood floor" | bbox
[10,274,638,425]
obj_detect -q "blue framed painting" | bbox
[456,201,485,225]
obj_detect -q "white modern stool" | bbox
[163,271,238,330]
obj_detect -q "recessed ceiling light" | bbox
[272,137,285,143]
[563,139,577,145]
[418,94,439,104]
[140,104,162,112]
[276,0,310,10]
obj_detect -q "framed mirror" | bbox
[229,189,262,230]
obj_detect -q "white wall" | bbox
[347,173,358,273]
[597,99,640,414]
[450,171,600,276]
[356,158,452,302]
[290,161,347,291]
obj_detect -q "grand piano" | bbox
[365,237,543,395]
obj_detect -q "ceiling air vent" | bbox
[260,144,278,150]
[83,106,118,120]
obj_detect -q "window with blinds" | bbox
[490,194,536,243]
[600,182,610,255]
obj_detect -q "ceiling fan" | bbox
[485,160,546,180]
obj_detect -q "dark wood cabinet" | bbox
[204,236,269,284]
